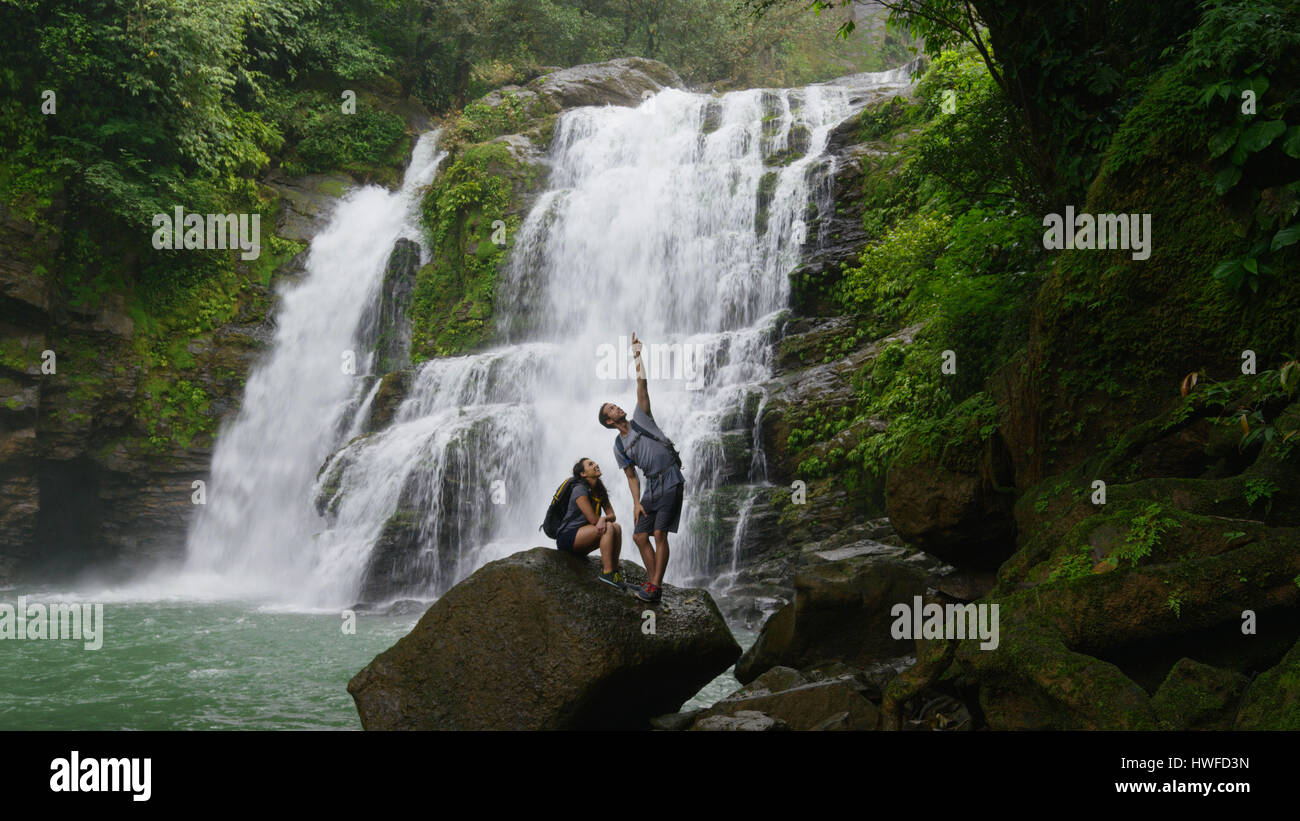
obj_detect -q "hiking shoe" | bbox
[598,570,626,591]
[634,582,661,602]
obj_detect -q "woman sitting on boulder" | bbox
[554,458,625,590]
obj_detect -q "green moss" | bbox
[409,141,524,360]
[0,335,45,375]
[249,233,306,288]
[444,94,533,153]
[1026,57,1300,472]
[139,376,213,451]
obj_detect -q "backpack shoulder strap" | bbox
[631,418,673,447]
[553,477,573,502]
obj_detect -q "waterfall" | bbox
[173,134,447,604]
[176,65,917,608]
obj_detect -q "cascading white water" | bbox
[170,133,447,604]
[176,65,917,609]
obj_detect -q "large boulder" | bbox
[1152,658,1248,731]
[884,400,1017,569]
[1235,638,1300,730]
[735,540,949,683]
[526,57,684,112]
[347,547,741,730]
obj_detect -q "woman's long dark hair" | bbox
[572,458,608,516]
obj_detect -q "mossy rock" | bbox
[410,140,535,360]
[884,393,1016,569]
[1002,61,1300,485]
[949,537,1300,729]
[1152,658,1248,730]
[366,370,413,433]
[1235,637,1300,730]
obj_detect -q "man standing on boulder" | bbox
[598,333,685,603]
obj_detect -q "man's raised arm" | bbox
[632,331,651,416]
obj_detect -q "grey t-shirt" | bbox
[559,480,599,533]
[613,406,684,500]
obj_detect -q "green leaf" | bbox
[1272,225,1300,251]
[1243,257,1258,274]
[1210,259,1239,280]
[1209,125,1240,157]
[1213,165,1242,194]
[1238,119,1287,153]
[1239,76,1269,98]
[1283,126,1300,159]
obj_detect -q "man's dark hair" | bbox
[598,403,615,429]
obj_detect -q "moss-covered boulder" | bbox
[885,396,1016,569]
[409,138,542,360]
[1152,658,1248,730]
[1235,638,1300,730]
[947,533,1300,729]
[347,547,740,730]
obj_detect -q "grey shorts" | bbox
[635,481,685,535]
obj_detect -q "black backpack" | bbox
[540,478,604,538]
[615,419,683,473]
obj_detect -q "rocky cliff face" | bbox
[0,202,292,584]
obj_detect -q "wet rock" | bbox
[697,664,879,730]
[364,370,413,433]
[263,171,351,242]
[356,239,420,375]
[691,710,790,731]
